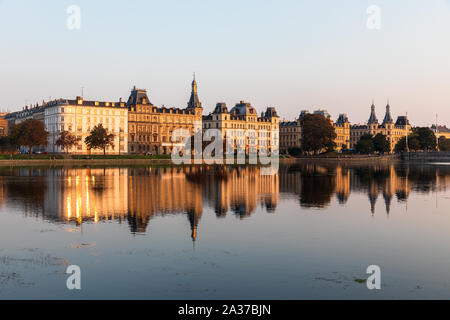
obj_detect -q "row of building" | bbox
[280,103,413,153]
[2,77,450,155]
[2,77,279,155]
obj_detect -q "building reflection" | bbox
[0,163,450,237]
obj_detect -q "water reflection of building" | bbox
[44,168,129,223]
[279,163,414,214]
[127,167,203,235]
[200,167,279,218]
[3,164,450,238]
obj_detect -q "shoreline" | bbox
[0,155,402,167]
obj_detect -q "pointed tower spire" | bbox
[368,101,378,124]
[382,100,394,124]
[187,73,201,109]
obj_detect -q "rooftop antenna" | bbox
[436,113,439,151]
[405,112,409,153]
[81,86,84,98]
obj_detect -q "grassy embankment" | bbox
[0,154,172,160]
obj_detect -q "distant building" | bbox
[279,114,302,154]
[4,103,48,152]
[279,109,350,153]
[431,125,450,140]
[127,77,203,155]
[350,103,411,153]
[202,101,279,154]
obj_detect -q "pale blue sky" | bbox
[0,0,449,126]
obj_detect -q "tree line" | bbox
[0,119,115,155]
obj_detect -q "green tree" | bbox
[394,134,421,153]
[85,124,115,155]
[438,136,450,151]
[300,114,336,154]
[413,127,436,150]
[9,119,49,153]
[373,133,390,153]
[355,134,375,154]
[56,131,81,154]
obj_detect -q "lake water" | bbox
[1,162,450,299]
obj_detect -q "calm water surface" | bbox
[1,162,450,299]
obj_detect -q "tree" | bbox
[84,124,115,155]
[413,127,436,151]
[0,135,17,154]
[9,119,49,153]
[394,134,421,153]
[56,131,81,154]
[373,133,390,154]
[355,134,375,154]
[439,136,450,151]
[300,114,336,154]
[288,147,302,157]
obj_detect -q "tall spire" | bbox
[382,101,393,124]
[187,73,201,109]
[368,101,378,124]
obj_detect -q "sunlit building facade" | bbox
[44,97,128,154]
[202,101,280,154]
[127,78,203,155]
[350,103,411,153]
[5,98,129,154]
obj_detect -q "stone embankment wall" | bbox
[401,151,450,162]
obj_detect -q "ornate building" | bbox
[127,77,203,155]
[334,113,350,151]
[350,103,411,152]
[202,101,279,154]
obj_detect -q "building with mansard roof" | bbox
[350,102,411,152]
[127,77,203,155]
[202,100,279,155]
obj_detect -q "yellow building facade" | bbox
[127,79,203,155]
[202,101,279,154]
[350,103,411,153]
